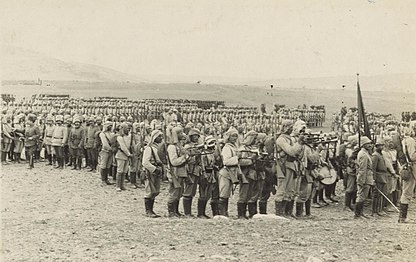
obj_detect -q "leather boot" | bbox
[100,168,107,185]
[345,192,352,211]
[224,198,229,217]
[218,198,228,216]
[120,173,126,190]
[150,198,160,218]
[174,200,183,217]
[183,197,193,217]
[112,166,117,180]
[144,198,155,218]
[116,173,122,191]
[47,154,52,165]
[248,202,257,218]
[305,199,311,217]
[295,202,303,218]
[354,202,363,218]
[237,202,248,219]
[286,200,296,218]
[210,202,219,217]
[77,157,82,170]
[259,201,267,214]
[275,201,285,216]
[398,203,408,223]
[71,158,77,170]
[197,199,210,219]
[54,157,61,168]
[103,169,114,185]
[168,202,178,217]
[15,153,21,163]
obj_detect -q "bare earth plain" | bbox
[1,82,416,261]
[1,163,416,262]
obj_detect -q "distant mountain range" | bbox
[2,45,415,93]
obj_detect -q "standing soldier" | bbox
[142,130,164,218]
[167,127,188,217]
[354,137,374,219]
[275,120,303,217]
[183,128,203,217]
[115,123,132,191]
[43,116,55,165]
[85,117,100,172]
[51,115,68,169]
[1,115,13,165]
[99,120,116,185]
[258,134,277,214]
[12,115,25,163]
[218,129,241,216]
[24,114,40,169]
[68,116,84,170]
[237,131,259,219]
[129,123,143,188]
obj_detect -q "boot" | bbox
[120,173,126,190]
[259,201,267,214]
[237,202,248,219]
[351,191,357,204]
[130,172,138,188]
[398,203,408,223]
[197,199,210,219]
[103,169,114,185]
[168,202,178,218]
[295,202,304,218]
[345,192,353,211]
[144,198,157,218]
[354,202,363,218]
[116,173,122,191]
[305,199,311,217]
[211,202,219,217]
[285,200,296,218]
[224,198,229,217]
[112,166,117,180]
[54,157,61,168]
[174,200,183,217]
[150,198,160,218]
[218,198,228,216]
[15,153,21,163]
[248,202,257,218]
[77,157,82,170]
[71,158,77,170]
[183,197,193,217]
[100,168,107,185]
[275,201,286,217]
[47,154,52,165]
[52,155,57,166]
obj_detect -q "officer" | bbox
[24,114,40,169]
[51,115,68,169]
[115,123,132,191]
[68,116,84,170]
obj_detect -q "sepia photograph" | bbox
[1,0,415,261]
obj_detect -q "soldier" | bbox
[68,116,84,170]
[129,123,143,188]
[167,127,189,217]
[115,123,132,191]
[399,128,416,223]
[371,139,389,216]
[354,137,374,219]
[344,136,359,211]
[12,114,25,163]
[98,120,115,185]
[275,120,303,217]
[1,115,13,165]
[238,131,259,219]
[85,117,100,172]
[43,115,56,166]
[24,114,40,169]
[142,130,164,218]
[51,115,68,169]
[258,134,277,214]
[218,129,241,216]
[183,128,203,217]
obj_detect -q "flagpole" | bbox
[357,73,361,146]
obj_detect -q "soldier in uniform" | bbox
[115,123,132,191]
[275,120,303,217]
[12,114,25,163]
[218,129,241,216]
[1,115,13,165]
[51,115,68,169]
[24,114,40,169]
[354,137,374,218]
[142,130,164,218]
[167,127,189,217]
[258,134,277,214]
[129,123,143,188]
[43,115,56,166]
[99,120,115,185]
[68,116,84,170]
[85,117,100,172]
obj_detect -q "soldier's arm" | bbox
[222,146,238,166]
[100,132,111,151]
[371,154,378,174]
[117,136,132,157]
[167,145,187,166]
[276,137,301,157]
[142,146,156,173]
[357,153,368,176]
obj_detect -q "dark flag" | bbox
[357,74,371,145]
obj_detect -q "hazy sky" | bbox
[1,0,415,79]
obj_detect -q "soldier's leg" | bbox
[238,180,250,219]
[248,179,263,218]
[197,177,210,218]
[295,177,309,217]
[355,184,370,218]
[218,175,232,216]
[210,177,220,216]
[284,170,297,217]
[116,159,126,191]
[168,181,182,217]
[399,170,416,222]
[275,177,288,216]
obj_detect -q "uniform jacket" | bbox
[24,125,40,147]
[51,125,68,146]
[167,144,188,177]
[43,125,55,146]
[69,127,85,149]
[372,151,389,184]
[357,148,374,186]
[115,134,132,160]
[85,125,100,149]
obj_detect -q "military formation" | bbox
[1,94,415,223]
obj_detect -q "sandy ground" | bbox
[1,162,416,262]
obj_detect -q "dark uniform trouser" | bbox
[25,145,36,167]
[168,177,185,204]
[87,148,98,169]
[144,172,161,199]
[259,168,276,203]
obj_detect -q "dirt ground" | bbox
[1,162,415,262]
